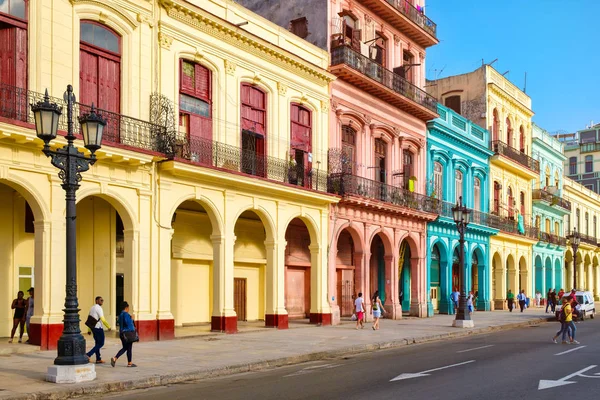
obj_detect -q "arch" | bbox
[76,187,136,231]
[338,110,369,128]
[518,256,528,292]
[368,228,394,257]
[334,222,365,255]
[430,238,449,264]
[0,177,49,222]
[72,2,138,34]
[232,205,276,242]
[397,232,419,259]
[165,192,224,236]
[491,251,504,309]
[282,213,319,247]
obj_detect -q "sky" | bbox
[424,0,599,134]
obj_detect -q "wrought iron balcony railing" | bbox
[327,173,440,214]
[0,83,171,154]
[330,45,438,113]
[532,189,572,211]
[579,233,598,246]
[539,232,567,246]
[490,140,540,172]
[384,0,437,38]
[174,135,328,191]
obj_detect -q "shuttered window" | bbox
[0,1,27,121]
[179,60,212,141]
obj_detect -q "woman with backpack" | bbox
[371,291,386,330]
[111,301,138,368]
[552,297,574,344]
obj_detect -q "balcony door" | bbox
[290,104,312,187]
[79,21,121,141]
[0,1,27,121]
[241,84,266,177]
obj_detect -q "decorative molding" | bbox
[277,82,287,96]
[393,34,401,45]
[252,73,262,85]
[70,0,140,29]
[224,59,236,75]
[194,48,204,63]
[157,0,333,84]
[321,100,329,113]
[137,13,154,27]
[158,32,173,49]
[364,13,372,25]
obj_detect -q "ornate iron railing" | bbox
[532,189,571,211]
[384,0,437,38]
[175,135,328,191]
[490,140,540,172]
[579,233,597,246]
[330,46,438,113]
[327,173,440,214]
[0,83,170,154]
[539,232,567,246]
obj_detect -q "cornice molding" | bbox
[487,84,534,118]
[157,0,334,85]
[70,0,141,29]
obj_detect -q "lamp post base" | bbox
[46,364,96,384]
[452,319,475,328]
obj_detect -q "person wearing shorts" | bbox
[355,292,365,329]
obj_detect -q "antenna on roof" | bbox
[523,72,527,93]
[501,70,509,76]
[487,58,498,67]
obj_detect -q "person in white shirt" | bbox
[354,292,365,330]
[86,296,111,364]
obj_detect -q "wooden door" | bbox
[234,278,247,322]
[285,267,309,318]
[0,23,27,121]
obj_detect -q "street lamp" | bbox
[568,227,581,291]
[31,85,105,383]
[451,196,473,328]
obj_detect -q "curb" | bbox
[3,317,553,400]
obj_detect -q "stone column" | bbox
[309,242,332,325]
[211,234,237,333]
[384,254,401,319]
[409,256,427,317]
[265,239,288,329]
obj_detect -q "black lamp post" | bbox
[30,85,105,366]
[568,227,581,291]
[452,196,473,328]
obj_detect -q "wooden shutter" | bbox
[195,64,210,101]
[98,56,120,114]
[180,60,195,93]
[14,26,26,90]
[79,50,99,107]
[351,29,361,51]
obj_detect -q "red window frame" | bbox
[240,84,267,177]
[0,0,27,28]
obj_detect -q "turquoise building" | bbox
[424,105,497,316]
[531,124,569,296]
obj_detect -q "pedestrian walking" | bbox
[535,291,541,307]
[354,292,365,329]
[85,296,111,364]
[450,288,460,314]
[562,298,579,345]
[9,291,26,343]
[545,289,553,313]
[552,298,571,343]
[550,289,557,312]
[517,290,527,312]
[371,291,386,330]
[557,288,565,299]
[467,291,474,314]
[506,289,515,312]
[111,301,138,368]
[25,288,34,344]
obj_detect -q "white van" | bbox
[555,291,596,320]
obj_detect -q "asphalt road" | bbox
[95,318,600,400]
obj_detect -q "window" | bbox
[179,60,212,149]
[473,177,481,211]
[403,151,414,189]
[289,17,308,39]
[445,95,461,114]
[340,13,360,51]
[241,84,267,176]
[371,33,386,67]
[507,187,514,218]
[544,166,550,188]
[24,201,34,233]
[80,21,121,140]
[585,155,593,173]
[493,181,501,214]
[535,216,540,230]
[569,157,577,175]
[519,125,525,153]
[374,138,386,183]
[402,51,414,83]
[491,109,499,142]
[566,214,570,234]
[555,221,560,235]
[555,172,559,187]
[506,118,513,147]
[0,0,27,121]
[576,209,580,231]
[520,191,525,216]
[586,212,590,235]
[341,125,356,175]
[290,104,312,187]
[594,216,597,238]
[455,170,463,202]
[545,218,551,233]
[433,162,443,200]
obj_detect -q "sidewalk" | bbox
[0,310,555,400]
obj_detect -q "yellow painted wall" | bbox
[171,259,212,325]
[234,264,265,321]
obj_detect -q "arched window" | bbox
[290,104,312,187]
[492,108,499,142]
[506,118,513,147]
[455,170,463,203]
[519,125,525,153]
[433,162,443,200]
[554,172,559,188]
[473,177,481,211]
[507,187,514,218]
[545,218,551,233]
[341,125,356,175]
[241,83,267,176]
[0,0,28,121]
[80,21,121,140]
[544,166,550,188]
[179,60,212,148]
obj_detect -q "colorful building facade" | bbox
[427,66,540,309]
[531,124,569,296]
[0,0,337,348]
[426,104,497,315]
[237,0,441,320]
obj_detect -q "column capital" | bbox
[211,234,227,244]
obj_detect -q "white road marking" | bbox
[390,360,475,382]
[555,345,587,356]
[538,365,598,390]
[283,364,341,378]
[457,345,494,353]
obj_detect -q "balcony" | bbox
[580,142,600,154]
[330,45,438,121]
[327,173,439,217]
[174,135,328,192]
[538,232,567,247]
[0,83,170,155]
[578,233,598,247]
[532,189,571,212]
[357,0,437,47]
[490,140,540,173]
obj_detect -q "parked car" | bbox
[555,291,596,321]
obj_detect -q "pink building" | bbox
[237,0,439,321]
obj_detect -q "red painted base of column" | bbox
[136,320,158,342]
[265,314,289,329]
[211,316,237,333]
[157,319,175,340]
[309,313,332,326]
[29,323,63,350]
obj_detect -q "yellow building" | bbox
[563,177,600,298]
[427,66,539,309]
[0,0,336,349]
